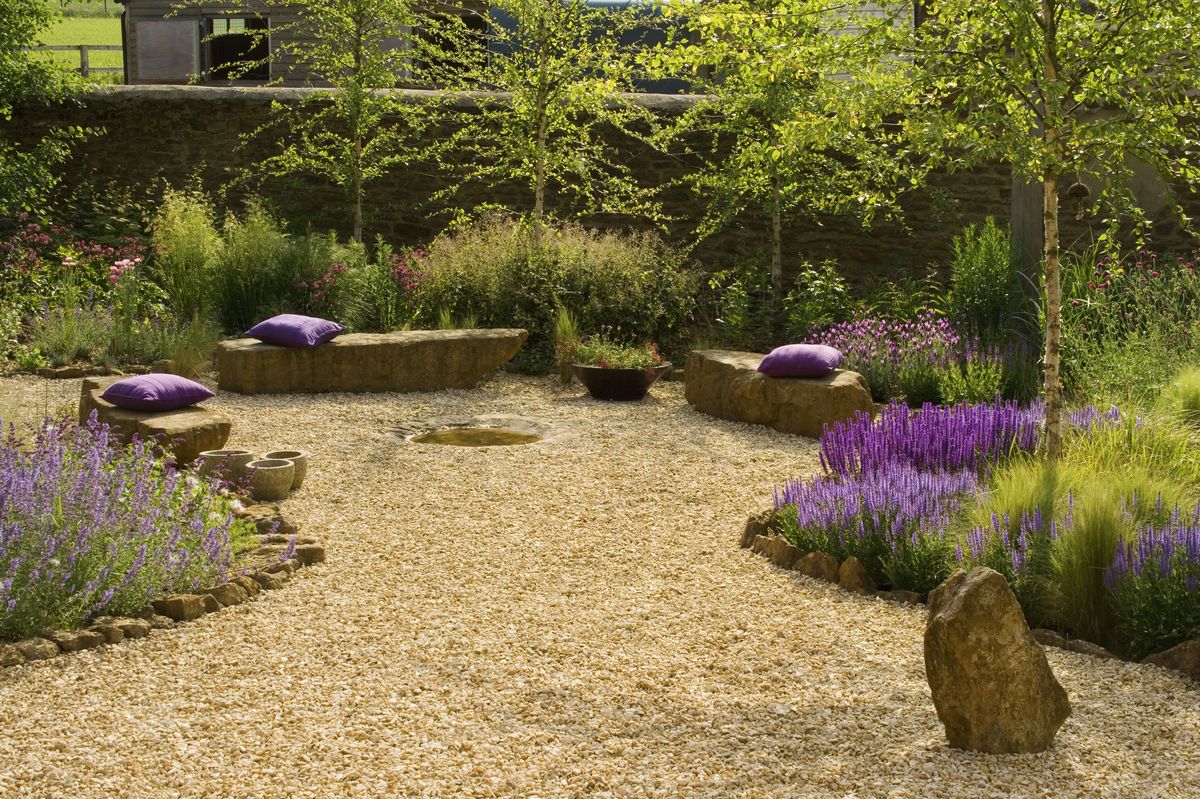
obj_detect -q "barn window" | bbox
[205,17,269,81]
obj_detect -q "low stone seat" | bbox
[216,328,528,395]
[78,377,231,465]
[684,350,876,438]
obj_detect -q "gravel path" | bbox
[0,373,1197,798]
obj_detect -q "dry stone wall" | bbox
[8,86,1197,282]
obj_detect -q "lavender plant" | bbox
[775,464,977,593]
[1107,513,1200,659]
[0,415,252,640]
[809,311,963,404]
[819,400,1041,478]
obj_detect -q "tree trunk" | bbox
[768,128,784,339]
[1042,171,1063,460]
[531,17,550,239]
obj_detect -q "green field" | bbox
[39,16,124,83]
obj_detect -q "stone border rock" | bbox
[0,503,325,670]
[740,510,926,607]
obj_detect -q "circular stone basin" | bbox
[397,415,576,448]
[412,428,542,447]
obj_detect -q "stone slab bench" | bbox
[684,350,876,438]
[216,328,529,395]
[78,377,231,465]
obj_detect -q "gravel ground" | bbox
[0,373,1197,799]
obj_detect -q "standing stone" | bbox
[924,568,1070,753]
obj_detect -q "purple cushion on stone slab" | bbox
[244,314,345,348]
[100,374,215,411]
[757,344,844,378]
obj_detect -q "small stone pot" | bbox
[262,450,309,489]
[196,449,255,480]
[246,458,295,502]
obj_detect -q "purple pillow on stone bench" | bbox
[100,374,215,411]
[245,314,345,348]
[757,344,844,378]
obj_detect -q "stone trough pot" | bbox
[571,362,672,401]
[195,449,255,480]
[246,458,295,502]
[262,450,309,490]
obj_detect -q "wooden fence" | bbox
[27,45,123,80]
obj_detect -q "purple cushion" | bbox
[245,314,345,348]
[757,344,844,378]
[100,374,215,411]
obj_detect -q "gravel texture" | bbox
[0,373,1198,799]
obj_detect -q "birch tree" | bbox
[899,0,1200,458]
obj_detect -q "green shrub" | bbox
[958,435,1197,646]
[166,316,222,378]
[338,240,420,332]
[946,217,1019,339]
[858,269,944,321]
[783,259,853,339]
[414,216,697,371]
[149,189,221,322]
[938,347,1006,404]
[208,204,353,332]
[1061,247,1200,406]
[898,359,942,407]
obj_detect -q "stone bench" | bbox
[684,350,876,438]
[78,377,232,465]
[216,328,528,395]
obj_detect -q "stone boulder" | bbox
[684,351,876,438]
[793,552,840,583]
[79,377,231,465]
[1143,639,1200,683]
[838,556,876,595]
[751,535,801,569]
[740,509,779,548]
[217,329,528,395]
[924,568,1070,753]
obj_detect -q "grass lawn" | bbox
[39,16,124,83]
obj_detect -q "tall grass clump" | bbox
[412,215,698,372]
[149,189,221,322]
[0,415,253,640]
[1158,365,1200,429]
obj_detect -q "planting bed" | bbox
[0,374,1197,798]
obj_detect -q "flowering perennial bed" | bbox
[0,414,250,640]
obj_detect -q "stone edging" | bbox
[740,509,1200,681]
[0,504,324,670]
[740,509,923,606]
